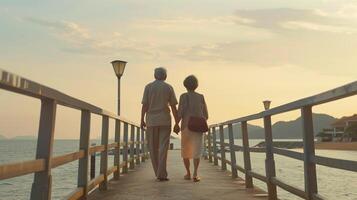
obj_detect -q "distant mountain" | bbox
[223,113,337,139]
[0,135,7,140]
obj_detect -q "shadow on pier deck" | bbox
[88,150,267,200]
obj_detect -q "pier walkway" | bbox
[88,150,267,200]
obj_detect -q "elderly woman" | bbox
[178,75,208,182]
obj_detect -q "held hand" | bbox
[173,123,180,134]
[140,120,146,129]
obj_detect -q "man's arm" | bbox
[170,105,180,134]
[141,104,148,129]
[170,105,179,124]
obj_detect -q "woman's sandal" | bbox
[193,177,201,182]
[184,175,191,180]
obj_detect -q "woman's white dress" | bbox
[178,92,208,159]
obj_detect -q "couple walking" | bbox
[140,67,209,182]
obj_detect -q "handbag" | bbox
[186,94,209,133]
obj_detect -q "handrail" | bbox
[0,69,149,200]
[205,80,357,200]
[210,81,357,127]
[0,69,138,126]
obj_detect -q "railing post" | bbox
[241,121,253,188]
[30,98,57,200]
[212,127,218,165]
[203,133,208,160]
[77,110,91,199]
[228,124,238,178]
[129,125,135,169]
[141,128,146,162]
[301,106,318,199]
[90,150,95,180]
[208,128,213,163]
[114,119,121,180]
[219,125,227,170]
[99,116,109,191]
[136,127,141,165]
[122,122,129,173]
[263,115,278,200]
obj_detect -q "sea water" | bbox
[0,139,356,200]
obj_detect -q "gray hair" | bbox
[154,67,167,80]
[184,75,198,91]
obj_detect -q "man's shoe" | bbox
[157,178,170,182]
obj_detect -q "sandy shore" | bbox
[314,142,357,151]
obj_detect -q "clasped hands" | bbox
[173,123,180,134]
[141,120,180,135]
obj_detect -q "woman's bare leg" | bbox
[193,158,200,178]
[183,158,191,178]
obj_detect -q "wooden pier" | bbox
[0,68,357,200]
[88,150,267,200]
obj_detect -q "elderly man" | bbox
[141,67,179,181]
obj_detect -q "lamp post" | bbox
[111,60,127,115]
[263,100,271,111]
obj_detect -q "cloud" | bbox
[233,8,357,34]
[281,20,357,34]
[25,17,158,58]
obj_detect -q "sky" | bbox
[0,0,356,139]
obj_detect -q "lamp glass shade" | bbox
[263,100,271,110]
[111,60,127,77]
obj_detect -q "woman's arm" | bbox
[202,95,209,120]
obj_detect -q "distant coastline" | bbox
[315,142,357,151]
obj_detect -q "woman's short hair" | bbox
[183,75,198,91]
[154,67,167,80]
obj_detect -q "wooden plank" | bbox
[122,123,129,173]
[263,115,277,200]
[107,142,118,149]
[301,106,318,199]
[271,177,307,199]
[249,147,266,153]
[211,127,218,165]
[136,127,141,165]
[51,150,85,168]
[219,125,227,170]
[129,125,136,169]
[141,128,146,162]
[210,113,262,128]
[0,159,45,180]
[88,175,105,192]
[247,170,268,183]
[99,116,109,191]
[228,124,238,178]
[77,110,91,199]
[264,81,357,117]
[233,164,246,173]
[312,155,357,172]
[114,119,121,180]
[65,187,84,200]
[30,98,57,200]
[241,121,253,188]
[207,129,213,163]
[89,145,105,154]
[272,148,304,161]
[0,69,140,127]
[106,166,118,176]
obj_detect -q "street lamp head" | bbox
[263,100,271,111]
[111,60,127,77]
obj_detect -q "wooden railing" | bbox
[204,81,357,200]
[0,69,149,200]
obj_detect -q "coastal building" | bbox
[317,114,357,142]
